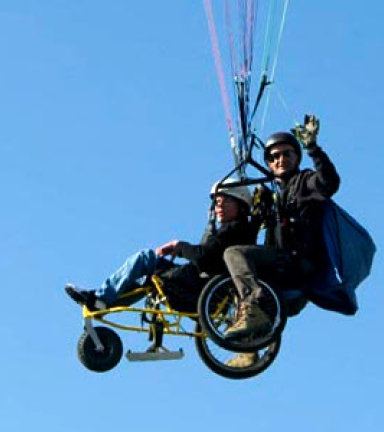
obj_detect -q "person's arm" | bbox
[293,114,340,197]
[306,145,340,197]
[156,220,251,271]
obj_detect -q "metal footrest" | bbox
[126,347,184,362]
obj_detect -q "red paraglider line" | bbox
[203,0,234,135]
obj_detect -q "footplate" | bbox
[126,347,184,362]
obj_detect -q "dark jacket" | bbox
[160,217,254,311]
[175,217,254,275]
[268,145,340,273]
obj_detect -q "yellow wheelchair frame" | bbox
[82,275,203,358]
[75,274,281,379]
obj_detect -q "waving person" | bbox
[223,115,341,367]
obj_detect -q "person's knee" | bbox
[224,245,246,264]
[224,246,257,272]
[133,249,156,263]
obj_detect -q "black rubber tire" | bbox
[197,274,287,353]
[77,326,123,373]
[195,323,281,380]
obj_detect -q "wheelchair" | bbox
[72,274,290,380]
[197,273,307,353]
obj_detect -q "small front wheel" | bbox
[77,326,123,372]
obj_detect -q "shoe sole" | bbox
[224,323,272,340]
[65,286,87,306]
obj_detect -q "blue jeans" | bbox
[95,249,173,305]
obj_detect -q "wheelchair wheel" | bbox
[194,323,281,380]
[198,274,287,353]
[77,326,123,372]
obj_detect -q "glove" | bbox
[291,114,320,149]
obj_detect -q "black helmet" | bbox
[264,132,302,164]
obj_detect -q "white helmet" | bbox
[210,178,253,209]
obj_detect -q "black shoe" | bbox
[65,284,106,311]
[65,284,89,304]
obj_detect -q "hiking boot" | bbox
[226,352,260,368]
[225,301,271,340]
[65,284,107,311]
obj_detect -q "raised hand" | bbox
[292,114,320,149]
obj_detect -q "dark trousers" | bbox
[223,245,299,303]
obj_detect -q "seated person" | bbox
[225,115,340,338]
[65,178,255,312]
[224,115,340,369]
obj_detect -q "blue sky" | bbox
[1,1,383,431]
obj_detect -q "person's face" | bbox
[214,194,240,223]
[266,143,300,178]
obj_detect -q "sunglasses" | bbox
[266,149,297,163]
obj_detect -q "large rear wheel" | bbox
[195,323,281,379]
[198,274,287,352]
